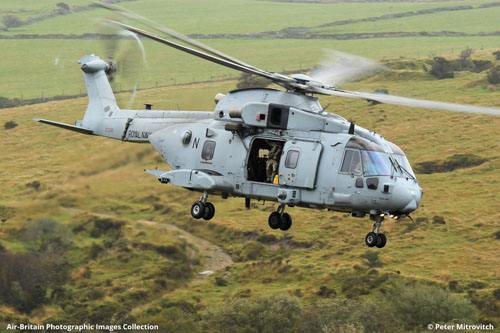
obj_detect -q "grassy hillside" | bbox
[1,53,500,329]
[1,0,500,330]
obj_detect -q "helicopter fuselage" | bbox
[134,88,422,218]
[37,55,424,248]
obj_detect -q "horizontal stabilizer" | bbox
[145,169,168,177]
[34,119,93,135]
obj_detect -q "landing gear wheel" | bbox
[268,212,281,229]
[191,201,205,219]
[203,202,215,220]
[376,233,387,248]
[365,232,377,247]
[280,213,292,231]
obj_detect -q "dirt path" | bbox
[66,208,233,273]
[136,219,233,272]
[66,208,233,314]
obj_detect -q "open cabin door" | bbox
[279,140,322,189]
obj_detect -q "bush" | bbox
[453,48,474,71]
[4,121,18,130]
[23,218,72,257]
[360,251,383,268]
[239,241,268,261]
[203,293,302,333]
[25,180,40,190]
[90,217,124,238]
[56,2,70,11]
[414,153,488,174]
[316,286,336,298]
[471,60,493,73]
[300,298,398,333]
[432,216,446,225]
[215,277,228,287]
[487,66,500,85]
[385,282,478,330]
[429,57,454,79]
[2,15,23,30]
[493,50,500,61]
[237,73,272,89]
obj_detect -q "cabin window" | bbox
[340,149,362,175]
[201,140,216,160]
[285,150,300,169]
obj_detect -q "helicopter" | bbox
[35,3,500,248]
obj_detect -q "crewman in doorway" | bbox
[266,143,282,183]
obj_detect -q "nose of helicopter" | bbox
[393,182,423,214]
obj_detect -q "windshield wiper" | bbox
[393,158,415,180]
[388,156,399,178]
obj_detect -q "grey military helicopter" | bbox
[36,4,500,248]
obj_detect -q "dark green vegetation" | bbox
[414,153,489,174]
[1,0,500,331]
[428,49,496,79]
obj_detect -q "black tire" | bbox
[376,233,387,248]
[268,212,281,229]
[280,213,292,231]
[365,232,377,247]
[203,202,215,220]
[191,201,205,219]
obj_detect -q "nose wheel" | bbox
[268,205,292,231]
[191,192,216,221]
[365,214,387,248]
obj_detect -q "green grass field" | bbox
[1,0,500,330]
[2,0,500,100]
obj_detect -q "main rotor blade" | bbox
[105,20,294,87]
[317,87,500,116]
[96,2,258,71]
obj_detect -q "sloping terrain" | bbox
[1,57,500,329]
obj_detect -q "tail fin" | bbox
[79,55,119,131]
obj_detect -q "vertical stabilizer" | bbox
[79,55,119,131]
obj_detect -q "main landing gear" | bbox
[191,191,215,221]
[268,204,292,231]
[365,214,387,248]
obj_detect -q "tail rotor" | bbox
[96,21,148,109]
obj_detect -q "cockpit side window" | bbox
[340,149,362,175]
[362,151,392,176]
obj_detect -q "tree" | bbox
[2,15,23,30]
[22,218,72,258]
[454,48,474,71]
[429,57,454,79]
[493,50,500,61]
[56,2,70,11]
[487,66,500,85]
[237,73,272,89]
[385,282,478,330]
[0,252,49,313]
